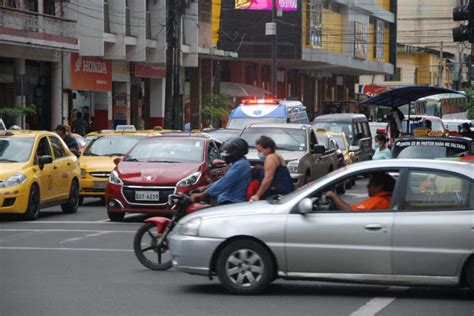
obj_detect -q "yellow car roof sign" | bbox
[115,125,136,132]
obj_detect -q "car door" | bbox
[310,130,329,179]
[49,135,72,199]
[355,121,372,161]
[285,174,395,275]
[35,136,55,203]
[392,169,473,277]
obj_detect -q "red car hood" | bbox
[117,162,202,186]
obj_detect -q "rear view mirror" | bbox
[39,155,53,170]
[211,159,226,168]
[113,157,122,165]
[312,144,326,154]
[297,198,313,214]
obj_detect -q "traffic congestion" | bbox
[1,90,474,313]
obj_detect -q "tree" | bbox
[199,94,232,128]
[0,105,36,120]
[464,89,474,119]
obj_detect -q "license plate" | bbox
[135,191,160,201]
[93,181,106,189]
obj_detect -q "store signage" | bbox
[235,0,297,11]
[70,53,112,91]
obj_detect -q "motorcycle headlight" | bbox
[180,217,201,236]
[0,173,27,188]
[108,170,123,185]
[286,161,299,173]
[176,172,201,187]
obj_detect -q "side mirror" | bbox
[113,157,122,165]
[297,198,313,214]
[312,144,326,154]
[349,145,360,152]
[211,159,226,168]
[39,155,53,170]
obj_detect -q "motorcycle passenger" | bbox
[325,172,395,211]
[249,135,294,201]
[190,138,251,205]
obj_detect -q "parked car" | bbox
[239,123,338,187]
[169,159,474,294]
[0,130,81,220]
[105,135,226,221]
[312,114,373,162]
[392,136,474,159]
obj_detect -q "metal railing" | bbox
[0,6,76,38]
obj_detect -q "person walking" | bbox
[372,134,392,160]
[71,112,87,136]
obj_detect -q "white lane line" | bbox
[350,297,396,316]
[0,246,132,252]
[0,229,135,233]
[60,237,84,244]
[59,231,109,244]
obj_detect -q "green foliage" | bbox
[465,89,474,120]
[0,105,36,118]
[200,94,232,127]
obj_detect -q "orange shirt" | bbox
[351,192,392,211]
[246,179,260,200]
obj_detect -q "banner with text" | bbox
[70,53,112,91]
[235,0,297,11]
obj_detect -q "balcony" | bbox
[0,6,77,49]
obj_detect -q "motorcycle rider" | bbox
[190,138,251,205]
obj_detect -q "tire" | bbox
[61,179,80,214]
[79,196,84,206]
[24,184,40,220]
[133,222,172,270]
[465,258,474,290]
[107,211,125,222]
[216,239,274,295]
[303,172,312,185]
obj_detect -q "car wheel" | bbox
[24,184,40,220]
[79,196,84,206]
[61,179,80,214]
[304,172,311,185]
[465,258,474,290]
[133,222,172,270]
[108,211,125,222]
[216,240,273,295]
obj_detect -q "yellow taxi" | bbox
[0,129,81,220]
[325,131,356,165]
[79,126,152,204]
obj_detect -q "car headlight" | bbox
[180,217,201,236]
[0,173,27,188]
[108,170,123,185]
[176,172,201,187]
[286,161,299,173]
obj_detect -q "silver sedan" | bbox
[169,159,474,295]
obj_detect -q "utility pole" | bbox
[438,41,443,87]
[271,0,277,97]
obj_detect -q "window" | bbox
[354,22,368,59]
[375,19,384,60]
[36,137,52,162]
[385,67,401,81]
[49,136,68,159]
[307,0,323,47]
[404,171,470,210]
[208,141,221,162]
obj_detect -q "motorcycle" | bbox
[133,193,209,270]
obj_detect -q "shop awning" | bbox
[220,82,271,98]
[360,86,465,108]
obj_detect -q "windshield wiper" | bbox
[108,153,124,157]
[0,158,19,162]
[147,160,181,163]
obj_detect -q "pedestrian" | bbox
[246,164,262,201]
[460,122,474,138]
[249,135,294,201]
[71,112,87,136]
[372,134,392,160]
[81,106,91,132]
[55,124,80,156]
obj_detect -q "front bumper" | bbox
[169,231,224,276]
[0,186,28,213]
[80,177,108,197]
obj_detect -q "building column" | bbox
[14,59,25,128]
[50,61,62,129]
[149,78,165,128]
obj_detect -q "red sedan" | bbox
[105,135,225,221]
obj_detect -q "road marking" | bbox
[0,229,135,233]
[0,246,132,252]
[350,297,396,316]
[59,231,109,244]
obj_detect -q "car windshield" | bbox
[312,121,352,142]
[332,135,346,150]
[205,130,240,143]
[227,117,285,129]
[84,136,144,156]
[240,127,307,151]
[394,144,468,159]
[401,118,444,133]
[124,139,204,163]
[0,137,34,162]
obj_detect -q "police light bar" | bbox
[242,98,280,105]
[115,125,137,132]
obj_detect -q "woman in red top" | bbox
[246,165,262,200]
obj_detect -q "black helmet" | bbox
[221,138,249,164]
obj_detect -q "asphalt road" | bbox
[1,185,473,316]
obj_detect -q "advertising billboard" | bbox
[235,0,297,11]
